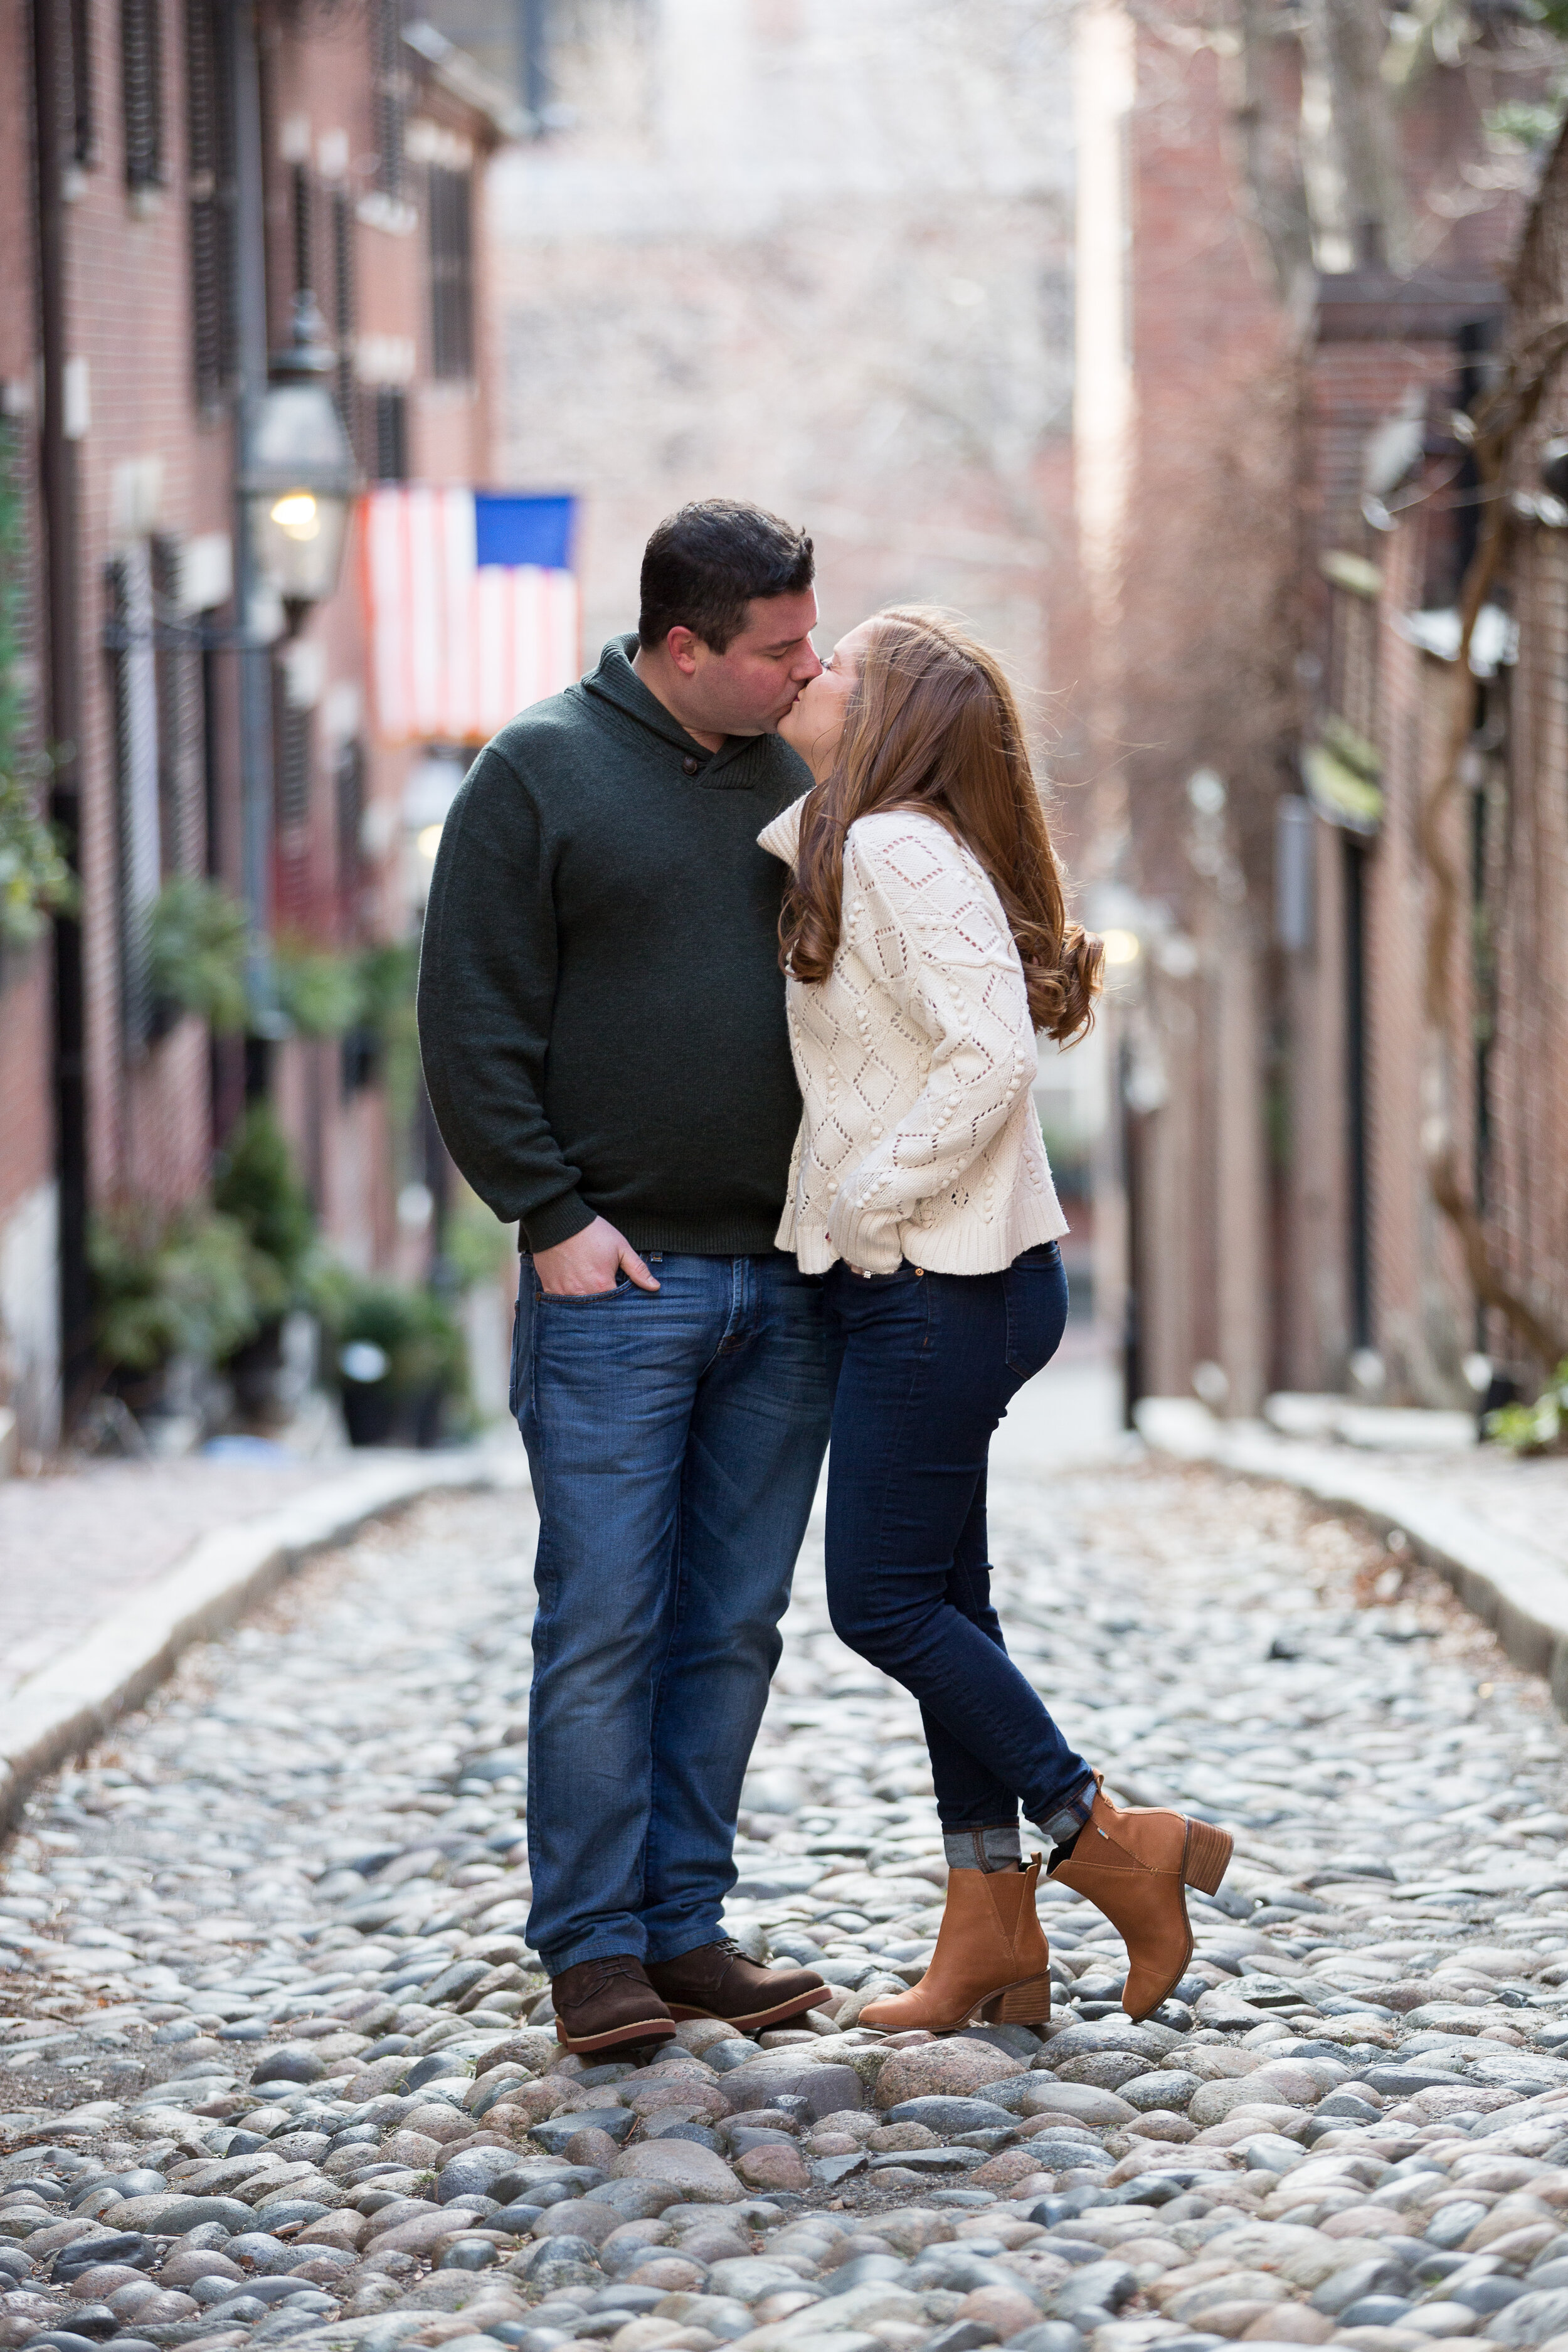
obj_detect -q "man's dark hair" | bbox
[638,499,815,654]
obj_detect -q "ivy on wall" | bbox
[0,422,75,951]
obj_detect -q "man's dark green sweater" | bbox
[417,635,813,1256]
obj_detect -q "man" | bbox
[418,501,835,2057]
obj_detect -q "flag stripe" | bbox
[363,485,581,745]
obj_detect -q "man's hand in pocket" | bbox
[534,1217,660,1296]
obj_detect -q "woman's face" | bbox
[778,620,877,778]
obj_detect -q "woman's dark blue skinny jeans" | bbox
[822,1241,1091,1832]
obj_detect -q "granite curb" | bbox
[0,1441,529,1828]
[1135,1396,1568,1717]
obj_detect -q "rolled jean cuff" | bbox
[1034,1775,1096,1847]
[943,1823,1022,1872]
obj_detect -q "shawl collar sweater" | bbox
[418,635,811,1254]
[758,795,1069,1275]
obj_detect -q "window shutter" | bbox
[371,386,408,481]
[68,0,95,166]
[337,733,374,1096]
[331,187,359,460]
[428,164,474,381]
[277,700,312,831]
[372,0,406,198]
[334,734,365,925]
[121,0,164,191]
[273,672,315,934]
[186,0,236,404]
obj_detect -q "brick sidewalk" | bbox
[0,1455,343,1700]
[1140,1397,1568,1564]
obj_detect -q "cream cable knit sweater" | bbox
[759,795,1069,1276]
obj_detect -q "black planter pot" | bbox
[226,1318,286,1422]
[342,1380,398,1446]
[407,1382,446,1449]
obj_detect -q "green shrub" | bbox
[1486,1360,1568,1455]
[90,1202,260,1376]
[0,426,75,950]
[147,876,250,1032]
[213,1104,316,1318]
[0,767,77,949]
[274,936,364,1037]
[447,1182,516,1288]
[314,1265,467,1402]
[356,938,421,1128]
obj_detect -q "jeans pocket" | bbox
[538,1268,637,1303]
[1004,1243,1069,1377]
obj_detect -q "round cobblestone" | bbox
[7,1466,1568,2352]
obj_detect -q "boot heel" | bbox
[1184,1818,1233,1895]
[979,1975,1054,2026]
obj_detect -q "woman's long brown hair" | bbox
[780,607,1103,1043]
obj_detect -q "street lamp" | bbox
[243,294,358,630]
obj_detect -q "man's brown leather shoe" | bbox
[644,1937,834,2030]
[551,1955,677,2057]
[1047,1776,1233,2021]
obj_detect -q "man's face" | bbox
[679,588,823,736]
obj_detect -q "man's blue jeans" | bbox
[511,1251,832,1975]
[822,1242,1091,1833]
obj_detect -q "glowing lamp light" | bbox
[270,492,322,540]
[416,822,445,862]
[1101,928,1142,967]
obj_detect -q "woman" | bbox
[764,608,1231,2033]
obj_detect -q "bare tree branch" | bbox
[1418,317,1568,1370]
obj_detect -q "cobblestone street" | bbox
[7,1464,1568,2352]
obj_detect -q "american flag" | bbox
[362,486,581,745]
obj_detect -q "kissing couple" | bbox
[418,500,1232,2061]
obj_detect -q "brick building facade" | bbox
[1,0,516,1451]
[1468,128,1568,1386]
[1075,0,1551,1412]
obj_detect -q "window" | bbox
[121,0,164,191]
[371,0,406,197]
[428,164,474,379]
[109,548,162,1049]
[185,0,235,404]
[150,535,204,880]
[69,0,95,167]
[109,538,209,1040]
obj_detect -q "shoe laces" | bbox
[573,1955,645,2001]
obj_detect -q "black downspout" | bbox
[231,0,275,1086]
[1118,1033,1144,1429]
[33,0,91,1427]
[1343,832,1371,1353]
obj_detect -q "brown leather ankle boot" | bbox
[858,1857,1052,2034]
[1047,1777,1233,2021]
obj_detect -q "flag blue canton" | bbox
[474,493,575,571]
